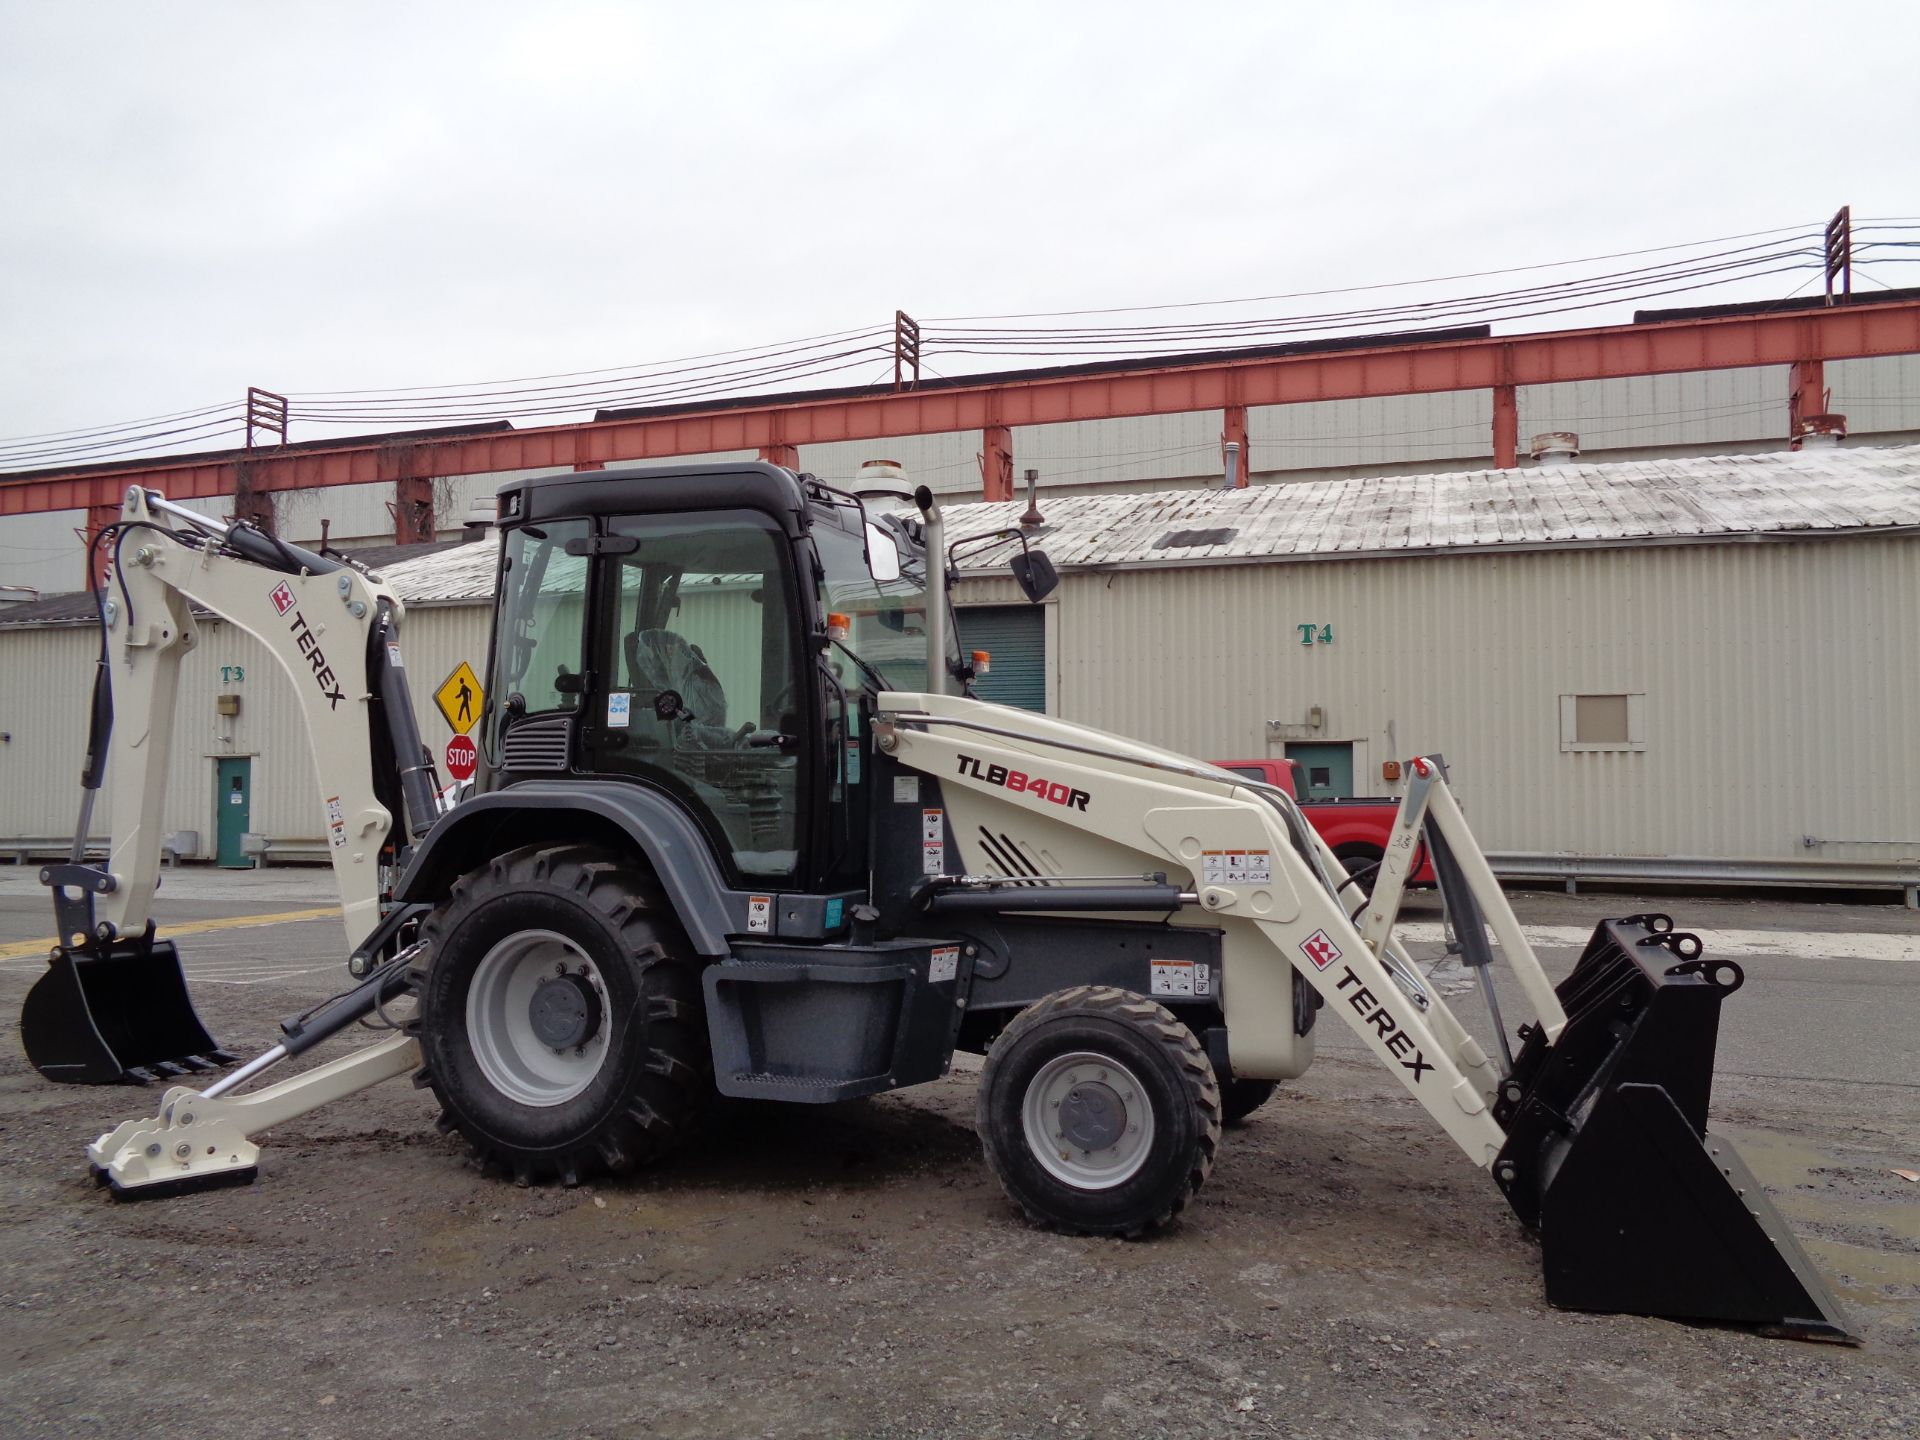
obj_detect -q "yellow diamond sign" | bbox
[434,661,485,735]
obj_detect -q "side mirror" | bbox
[865,523,902,584]
[1009,549,1059,603]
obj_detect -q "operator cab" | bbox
[482,462,986,897]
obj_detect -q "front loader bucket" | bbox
[1492,917,1855,1342]
[20,933,232,1085]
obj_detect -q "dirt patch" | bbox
[1,966,1915,1439]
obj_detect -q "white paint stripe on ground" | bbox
[1395,922,1918,963]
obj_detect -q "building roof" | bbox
[7,444,1918,623]
[937,441,1920,572]
[0,536,464,628]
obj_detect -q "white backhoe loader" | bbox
[25,466,1853,1341]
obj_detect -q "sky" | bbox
[2,0,1917,452]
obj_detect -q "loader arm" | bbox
[875,693,1537,1168]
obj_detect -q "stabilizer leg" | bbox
[88,1032,420,1197]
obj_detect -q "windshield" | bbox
[813,514,941,695]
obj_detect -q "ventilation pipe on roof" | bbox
[1530,432,1580,468]
[1019,468,1044,528]
[1222,441,1242,490]
[853,459,917,513]
[461,496,497,541]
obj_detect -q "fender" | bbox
[393,780,739,956]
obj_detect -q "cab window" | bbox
[582,511,802,882]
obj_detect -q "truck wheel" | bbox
[412,843,711,1185]
[978,986,1221,1237]
[1333,845,1383,903]
[1219,1077,1279,1125]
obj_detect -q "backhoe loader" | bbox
[24,463,1853,1340]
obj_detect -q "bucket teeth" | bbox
[21,936,227,1086]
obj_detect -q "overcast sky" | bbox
[2,1,1916,449]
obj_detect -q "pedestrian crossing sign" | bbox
[434,661,485,735]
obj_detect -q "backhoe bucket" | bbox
[1492,917,1855,1342]
[20,933,231,1085]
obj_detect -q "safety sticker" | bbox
[1201,849,1271,885]
[1299,928,1342,971]
[929,945,960,983]
[1149,958,1197,997]
[922,808,945,875]
[386,643,404,669]
[325,795,347,849]
[746,895,772,933]
[893,776,919,804]
[606,691,631,728]
[824,897,844,929]
[844,738,861,784]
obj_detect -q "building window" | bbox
[1559,693,1645,753]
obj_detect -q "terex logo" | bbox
[269,581,296,617]
[1300,929,1342,971]
[955,752,1090,811]
[286,610,346,711]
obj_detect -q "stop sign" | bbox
[445,733,478,781]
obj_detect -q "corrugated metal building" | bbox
[3,444,1916,897]
[3,352,1918,595]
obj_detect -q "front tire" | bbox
[978,986,1221,1237]
[412,843,711,1185]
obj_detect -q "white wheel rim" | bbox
[1020,1050,1155,1190]
[465,928,612,1107]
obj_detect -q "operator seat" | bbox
[625,629,735,748]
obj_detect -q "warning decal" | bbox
[325,795,347,849]
[1149,958,1196,997]
[922,809,945,876]
[929,946,960,983]
[746,895,772,934]
[1201,849,1271,885]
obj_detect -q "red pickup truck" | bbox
[1210,758,1432,892]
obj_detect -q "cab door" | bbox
[579,510,810,889]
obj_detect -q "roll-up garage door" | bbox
[954,605,1046,712]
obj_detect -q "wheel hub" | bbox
[528,973,602,1050]
[1057,1082,1125,1151]
[464,929,612,1108]
[1020,1051,1156,1190]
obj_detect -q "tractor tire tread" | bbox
[412,842,711,1189]
[979,985,1221,1239]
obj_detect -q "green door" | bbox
[955,605,1046,712]
[215,757,252,868]
[1284,742,1353,801]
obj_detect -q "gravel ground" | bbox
[0,895,1915,1439]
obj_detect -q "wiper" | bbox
[831,640,891,693]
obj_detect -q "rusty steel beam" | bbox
[758,443,799,469]
[979,425,1014,503]
[393,474,434,545]
[1492,385,1519,469]
[7,299,1920,516]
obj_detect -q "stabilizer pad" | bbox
[106,1165,259,1202]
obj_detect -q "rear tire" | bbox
[978,986,1221,1237]
[412,843,711,1185]
[1219,1077,1279,1125]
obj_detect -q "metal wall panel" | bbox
[1050,537,1920,868]
[1253,390,1493,472]
[0,509,89,594]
